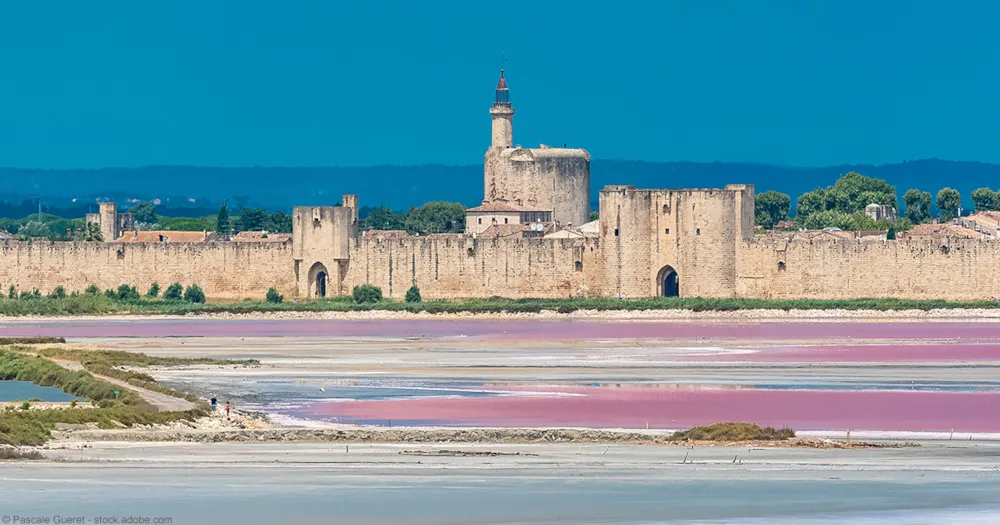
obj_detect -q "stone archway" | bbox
[657,265,679,297]
[308,262,329,298]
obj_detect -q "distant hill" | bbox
[2,159,997,215]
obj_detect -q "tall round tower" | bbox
[490,70,514,149]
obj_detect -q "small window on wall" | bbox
[575,261,583,272]
[478,218,482,224]
[696,228,701,235]
[665,228,670,234]
[778,261,786,272]
[614,228,619,236]
[504,218,508,224]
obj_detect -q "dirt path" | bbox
[50,358,197,412]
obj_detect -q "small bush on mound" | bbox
[669,422,795,442]
[50,286,66,300]
[147,282,160,298]
[405,285,421,303]
[162,282,183,301]
[353,284,382,304]
[84,285,100,296]
[104,289,116,300]
[183,284,206,304]
[7,285,15,299]
[265,288,283,304]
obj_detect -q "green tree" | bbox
[936,188,962,221]
[235,206,269,232]
[828,171,897,212]
[84,284,100,296]
[157,217,211,231]
[183,284,206,303]
[801,210,855,230]
[886,225,896,240]
[266,288,283,303]
[129,201,158,225]
[754,191,791,229]
[405,285,422,303]
[970,187,997,212]
[795,172,897,220]
[361,206,405,231]
[147,283,160,298]
[216,202,231,239]
[589,210,599,222]
[163,282,184,301]
[78,222,104,241]
[116,284,140,301]
[49,286,66,299]
[795,189,828,219]
[16,221,50,239]
[352,284,383,303]
[902,189,932,223]
[266,211,293,233]
[8,285,15,299]
[403,202,466,234]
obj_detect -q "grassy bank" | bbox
[24,346,257,405]
[4,293,1000,317]
[0,349,208,445]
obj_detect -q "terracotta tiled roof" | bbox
[232,230,291,242]
[114,230,212,243]
[900,223,981,240]
[965,212,1000,229]
[466,201,548,213]
[479,224,527,238]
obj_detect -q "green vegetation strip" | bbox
[0,349,208,446]
[3,294,1000,317]
[27,346,258,405]
[0,345,257,447]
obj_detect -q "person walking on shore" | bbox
[225,401,231,420]
[210,396,217,412]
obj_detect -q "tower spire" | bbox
[494,68,510,107]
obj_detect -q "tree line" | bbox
[754,171,991,232]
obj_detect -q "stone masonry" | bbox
[3,72,1000,301]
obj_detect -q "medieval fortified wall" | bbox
[3,70,1000,301]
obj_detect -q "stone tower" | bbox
[490,70,514,150]
[481,70,590,228]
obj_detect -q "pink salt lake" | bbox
[4,319,1000,432]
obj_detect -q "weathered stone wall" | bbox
[344,235,602,300]
[738,236,1000,300]
[598,185,752,298]
[0,240,295,300]
[484,147,591,228]
[292,201,357,298]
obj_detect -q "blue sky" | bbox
[0,0,997,169]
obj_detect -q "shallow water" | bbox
[0,380,83,402]
[3,467,998,525]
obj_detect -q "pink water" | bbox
[305,387,1000,432]
[6,318,999,432]
[3,319,1000,340]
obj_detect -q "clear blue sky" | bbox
[1,0,997,169]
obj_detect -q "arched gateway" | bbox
[657,265,679,297]
[308,262,329,298]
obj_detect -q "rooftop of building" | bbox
[500,146,590,160]
[466,201,551,213]
[900,223,982,240]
